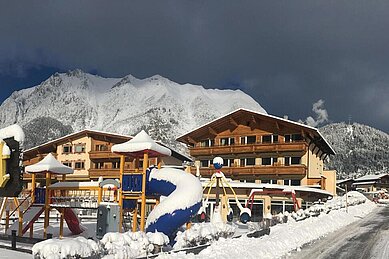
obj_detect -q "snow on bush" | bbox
[32,231,169,259]
[101,231,169,258]
[174,222,235,249]
[32,236,100,259]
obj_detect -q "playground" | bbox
[0,124,365,259]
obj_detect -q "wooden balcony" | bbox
[89,151,121,160]
[89,168,121,178]
[189,142,308,156]
[194,164,307,178]
[89,168,140,179]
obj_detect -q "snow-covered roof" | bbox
[0,124,25,143]
[336,179,354,184]
[177,108,335,155]
[25,153,74,175]
[354,174,389,182]
[352,181,377,186]
[24,129,132,153]
[200,179,333,196]
[111,130,171,157]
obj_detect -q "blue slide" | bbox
[145,167,203,238]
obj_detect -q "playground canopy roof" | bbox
[25,153,74,175]
[111,130,172,157]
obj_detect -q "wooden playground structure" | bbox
[0,130,175,239]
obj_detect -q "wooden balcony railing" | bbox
[189,142,308,156]
[194,164,307,178]
[89,168,141,178]
[88,150,121,160]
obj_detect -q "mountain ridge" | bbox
[0,70,266,151]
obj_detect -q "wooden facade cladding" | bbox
[189,141,308,156]
[194,165,307,178]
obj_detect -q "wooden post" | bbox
[132,206,138,232]
[97,187,103,204]
[118,155,125,232]
[5,210,9,234]
[59,208,64,238]
[157,157,162,169]
[43,172,51,239]
[345,184,348,213]
[18,205,23,237]
[140,152,148,231]
[31,174,36,204]
[29,223,33,239]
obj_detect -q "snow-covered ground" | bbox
[27,192,378,258]
[0,248,31,259]
[160,192,377,259]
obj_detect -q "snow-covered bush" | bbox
[100,231,169,258]
[174,222,235,249]
[32,236,100,259]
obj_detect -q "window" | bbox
[247,136,256,144]
[246,158,256,166]
[95,144,108,151]
[284,157,290,166]
[95,162,104,169]
[284,134,291,143]
[241,136,256,144]
[284,179,301,186]
[223,159,235,167]
[262,157,271,165]
[112,161,120,169]
[200,160,210,168]
[74,144,86,153]
[262,135,272,143]
[63,145,72,154]
[273,135,279,143]
[220,137,235,146]
[262,157,277,165]
[291,157,301,165]
[75,161,85,169]
[63,162,72,168]
[200,139,215,147]
[262,179,277,184]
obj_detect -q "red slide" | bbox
[63,208,84,235]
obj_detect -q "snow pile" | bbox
[174,222,235,249]
[0,124,25,143]
[32,236,100,259]
[162,195,376,258]
[101,231,169,258]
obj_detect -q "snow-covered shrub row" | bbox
[174,222,235,249]
[32,231,169,259]
[101,231,169,258]
[32,236,101,259]
[290,191,367,222]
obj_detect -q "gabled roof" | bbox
[177,108,335,155]
[24,129,132,154]
[23,129,192,162]
[354,173,389,182]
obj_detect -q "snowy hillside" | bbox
[0,70,266,150]
[320,122,389,179]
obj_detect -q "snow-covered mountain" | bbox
[0,69,266,150]
[320,122,389,179]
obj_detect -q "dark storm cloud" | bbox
[1,0,389,132]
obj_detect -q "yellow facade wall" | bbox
[56,136,92,178]
[323,170,337,195]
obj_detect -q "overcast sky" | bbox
[1,1,388,133]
